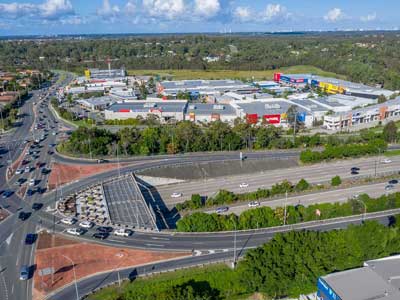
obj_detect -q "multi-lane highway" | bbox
[1,72,400,300]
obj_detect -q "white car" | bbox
[29,179,35,186]
[16,168,24,175]
[79,220,94,229]
[248,201,260,207]
[61,217,76,225]
[114,228,132,237]
[171,192,182,198]
[239,183,249,188]
[24,166,31,173]
[381,158,392,164]
[66,228,84,236]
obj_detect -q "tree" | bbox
[383,121,397,143]
[378,94,387,104]
[295,179,310,192]
[331,176,342,186]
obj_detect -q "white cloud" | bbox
[39,0,74,19]
[125,1,137,15]
[97,0,120,20]
[0,0,74,20]
[361,12,376,22]
[324,8,343,22]
[194,0,220,18]
[60,16,86,25]
[261,4,288,21]
[234,6,251,22]
[143,0,185,20]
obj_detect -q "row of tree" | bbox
[3,33,400,90]
[58,119,387,157]
[92,219,400,299]
[176,192,400,232]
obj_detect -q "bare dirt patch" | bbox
[36,231,80,250]
[0,207,9,222]
[47,162,131,190]
[33,235,189,297]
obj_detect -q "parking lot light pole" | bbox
[62,255,79,300]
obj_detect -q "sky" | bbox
[0,0,399,36]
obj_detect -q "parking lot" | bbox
[102,175,157,230]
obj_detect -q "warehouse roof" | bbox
[161,79,248,89]
[186,103,237,115]
[234,100,308,116]
[107,100,187,113]
[288,99,329,112]
[320,255,400,300]
[76,96,115,107]
[333,97,400,117]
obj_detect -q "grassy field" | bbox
[128,65,346,81]
[384,149,400,157]
[87,263,254,300]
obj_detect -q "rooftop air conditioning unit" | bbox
[213,104,225,110]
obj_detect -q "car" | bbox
[66,228,85,236]
[60,217,76,225]
[29,179,35,186]
[239,182,249,188]
[351,194,360,199]
[36,187,46,194]
[32,203,43,210]
[15,168,24,175]
[79,220,94,229]
[97,226,113,233]
[24,166,31,173]
[216,206,229,214]
[19,266,29,281]
[381,158,392,164]
[114,228,132,237]
[385,184,395,191]
[18,211,30,221]
[389,179,399,185]
[16,178,26,186]
[248,201,260,207]
[26,189,35,196]
[41,168,51,174]
[2,190,13,198]
[351,170,359,175]
[92,232,109,240]
[25,233,37,245]
[97,159,107,163]
[351,167,360,172]
[171,192,182,198]
[47,150,54,155]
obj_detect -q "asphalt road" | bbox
[0,72,74,300]
[156,155,400,206]
[47,209,399,300]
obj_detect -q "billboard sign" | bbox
[118,109,130,113]
[263,114,281,124]
[246,114,258,124]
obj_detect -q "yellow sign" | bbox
[319,82,346,94]
[84,69,91,79]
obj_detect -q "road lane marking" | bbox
[150,237,170,241]
[145,243,165,247]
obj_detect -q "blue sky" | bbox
[0,0,399,35]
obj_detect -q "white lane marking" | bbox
[5,233,13,246]
[107,239,127,244]
[145,243,165,247]
[0,264,8,300]
[151,237,170,241]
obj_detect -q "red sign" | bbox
[246,114,258,124]
[118,109,130,112]
[273,73,281,82]
[263,114,281,124]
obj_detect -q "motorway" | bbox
[0,73,400,299]
[0,72,74,300]
[156,155,400,206]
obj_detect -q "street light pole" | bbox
[62,255,79,300]
[284,191,288,225]
[233,221,237,268]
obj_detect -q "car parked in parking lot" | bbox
[97,226,113,233]
[18,211,31,221]
[79,220,94,229]
[2,190,13,198]
[32,203,43,211]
